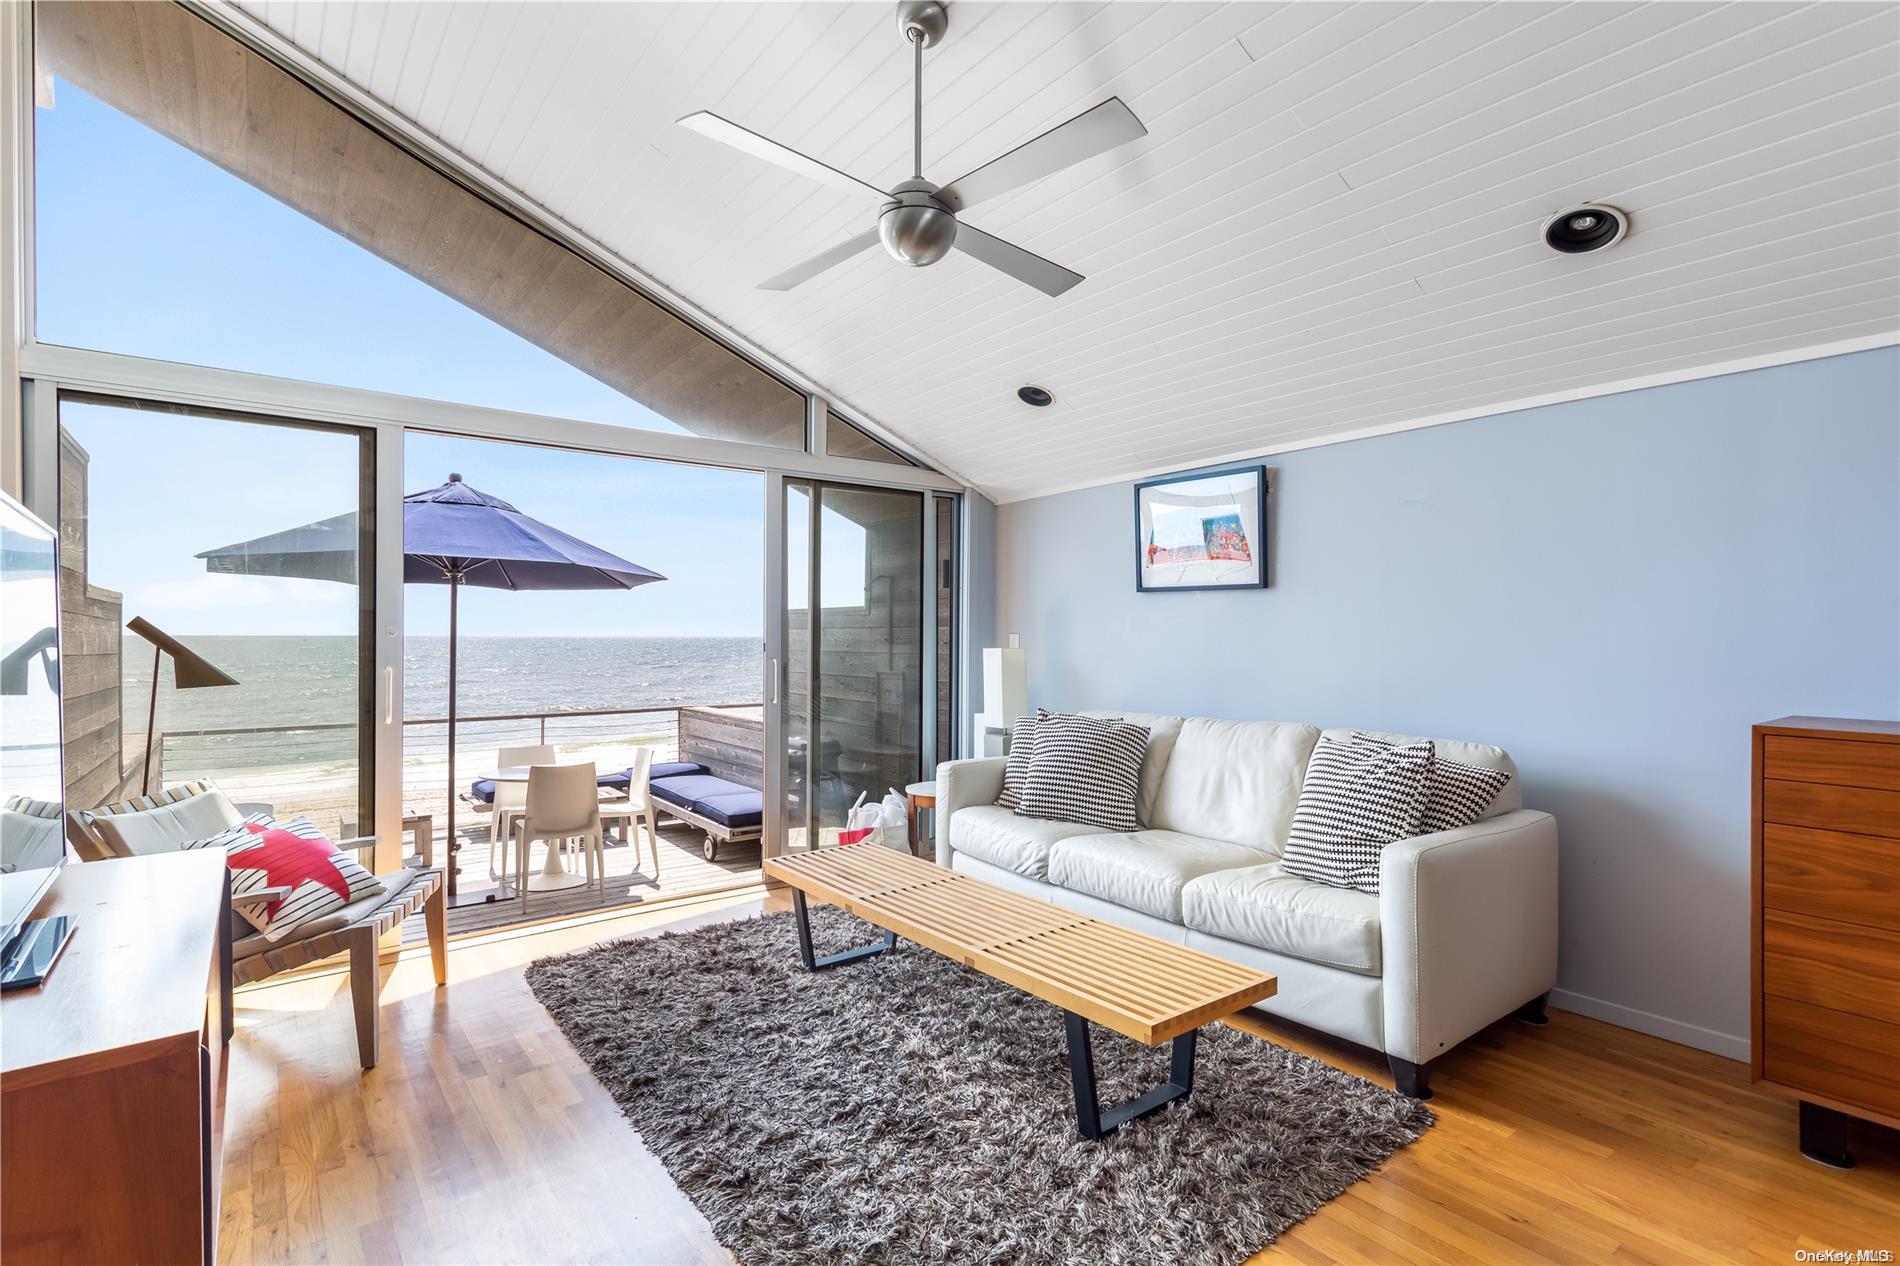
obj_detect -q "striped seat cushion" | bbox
[2,794,61,818]
[89,779,216,818]
[1014,712,1149,833]
[1280,735,1433,895]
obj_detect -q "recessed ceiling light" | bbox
[1543,203,1630,254]
[1018,385,1054,407]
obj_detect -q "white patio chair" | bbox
[489,743,556,883]
[598,747,661,882]
[512,762,603,913]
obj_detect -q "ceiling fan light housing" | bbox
[1542,203,1629,254]
[879,181,958,267]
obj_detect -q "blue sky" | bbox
[37,80,864,637]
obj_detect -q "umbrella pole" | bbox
[446,572,460,899]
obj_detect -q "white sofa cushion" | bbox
[1047,830,1274,923]
[1149,718,1320,851]
[1325,728,1522,819]
[946,804,1098,880]
[1080,710,1183,828]
[1181,861,1383,975]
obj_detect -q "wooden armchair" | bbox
[68,781,446,1069]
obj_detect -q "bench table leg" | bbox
[1064,1011,1197,1141]
[790,890,897,971]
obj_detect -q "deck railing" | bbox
[149,701,762,838]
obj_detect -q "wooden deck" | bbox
[402,817,762,942]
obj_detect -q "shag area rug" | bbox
[526,906,1433,1266]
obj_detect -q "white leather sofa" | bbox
[936,714,1559,1098]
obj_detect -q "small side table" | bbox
[404,812,444,893]
[905,780,937,859]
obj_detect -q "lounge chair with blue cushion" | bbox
[647,771,763,861]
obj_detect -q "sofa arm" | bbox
[934,758,1005,869]
[1379,809,1559,1065]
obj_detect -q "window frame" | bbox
[14,0,954,492]
[8,0,970,870]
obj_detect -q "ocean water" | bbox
[125,635,763,772]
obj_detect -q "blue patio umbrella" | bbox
[198,474,665,883]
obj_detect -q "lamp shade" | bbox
[126,617,238,689]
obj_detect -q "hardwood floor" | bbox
[220,891,1900,1266]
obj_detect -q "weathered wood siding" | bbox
[56,430,127,813]
[679,705,763,788]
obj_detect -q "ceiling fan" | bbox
[678,0,1146,297]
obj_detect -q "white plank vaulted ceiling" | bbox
[233,1,1900,501]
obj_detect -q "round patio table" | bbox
[479,767,590,892]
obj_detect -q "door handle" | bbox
[383,666,394,725]
[770,657,780,706]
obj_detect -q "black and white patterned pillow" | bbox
[996,710,1047,809]
[1281,735,1434,894]
[1349,732,1512,833]
[1420,757,1511,832]
[1014,712,1149,832]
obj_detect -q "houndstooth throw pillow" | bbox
[1347,732,1512,833]
[1281,735,1433,894]
[1014,712,1149,832]
[996,710,1047,809]
[1419,757,1511,832]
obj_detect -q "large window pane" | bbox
[56,399,372,836]
[398,432,765,914]
[34,1,807,448]
[783,482,814,853]
[811,486,923,844]
[934,494,958,767]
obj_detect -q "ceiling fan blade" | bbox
[936,97,1146,213]
[677,111,889,201]
[952,222,1084,297]
[758,230,882,291]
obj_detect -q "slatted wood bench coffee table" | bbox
[763,846,1277,1140]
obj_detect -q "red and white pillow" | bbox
[187,813,384,942]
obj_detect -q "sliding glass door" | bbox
[769,479,932,856]
[53,396,376,837]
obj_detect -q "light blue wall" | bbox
[995,347,1900,1058]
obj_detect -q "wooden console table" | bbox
[1,851,231,1265]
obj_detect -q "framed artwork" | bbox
[1133,464,1268,592]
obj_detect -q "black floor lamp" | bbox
[127,616,238,796]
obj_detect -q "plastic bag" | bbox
[838,792,879,846]
[839,789,911,849]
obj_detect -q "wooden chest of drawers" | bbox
[1751,716,1900,1168]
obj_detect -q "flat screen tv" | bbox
[0,489,69,984]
